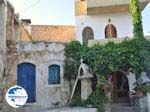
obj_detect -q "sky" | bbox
[8,0,75,25]
[8,0,150,35]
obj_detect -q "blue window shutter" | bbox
[48,65,60,84]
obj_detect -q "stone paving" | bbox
[0,103,136,112]
[110,103,135,112]
[18,106,97,112]
[19,104,135,112]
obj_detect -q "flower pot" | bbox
[136,90,144,97]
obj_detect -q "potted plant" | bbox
[135,82,150,97]
[135,83,144,97]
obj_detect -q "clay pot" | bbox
[136,89,144,97]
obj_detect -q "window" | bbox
[82,27,94,44]
[48,65,60,85]
[105,24,117,38]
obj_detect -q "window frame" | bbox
[46,61,64,88]
[82,26,94,44]
[105,24,117,38]
[48,64,61,85]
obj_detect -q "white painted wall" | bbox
[75,12,133,43]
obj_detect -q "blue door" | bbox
[17,63,36,103]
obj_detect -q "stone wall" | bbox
[20,24,32,41]
[0,1,73,109]
[31,25,75,42]
[0,0,7,104]
[6,2,14,41]
[0,0,7,52]
[0,1,22,111]
[14,42,70,108]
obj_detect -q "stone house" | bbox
[0,0,76,108]
[0,0,150,110]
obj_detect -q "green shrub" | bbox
[135,83,150,95]
[130,0,144,38]
[65,38,150,111]
[85,90,109,112]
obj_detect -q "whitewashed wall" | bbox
[75,12,133,43]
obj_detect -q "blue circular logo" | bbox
[5,85,28,108]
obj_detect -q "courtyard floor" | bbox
[12,103,136,112]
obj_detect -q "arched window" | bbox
[48,65,60,85]
[105,24,117,38]
[82,27,94,44]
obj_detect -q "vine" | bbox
[64,38,150,111]
[130,0,144,38]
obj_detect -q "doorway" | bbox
[17,63,36,103]
[113,71,129,103]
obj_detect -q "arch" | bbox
[112,71,129,103]
[18,59,38,66]
[82,27,94,44]
[48,64,60,85]
[17,62,36,103]
[105,24,117,38]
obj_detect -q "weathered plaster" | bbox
[0,1,7,52]
[15,42,70,108]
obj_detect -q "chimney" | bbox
[21,19,31,35]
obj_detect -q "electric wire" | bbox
[19,0,41,13]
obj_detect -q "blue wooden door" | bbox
[17,63,36,103]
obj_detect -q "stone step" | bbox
[19,107,97,112]
[111,103,135,112]
[47,107,97,112]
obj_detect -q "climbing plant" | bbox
[130,0,144,38]
[64,38,150,111]
[64,41,89,79]
[65,38,150,78]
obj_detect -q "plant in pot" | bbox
[135,71,150,97]
[134,82,150,97]
[134,82,144,97]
